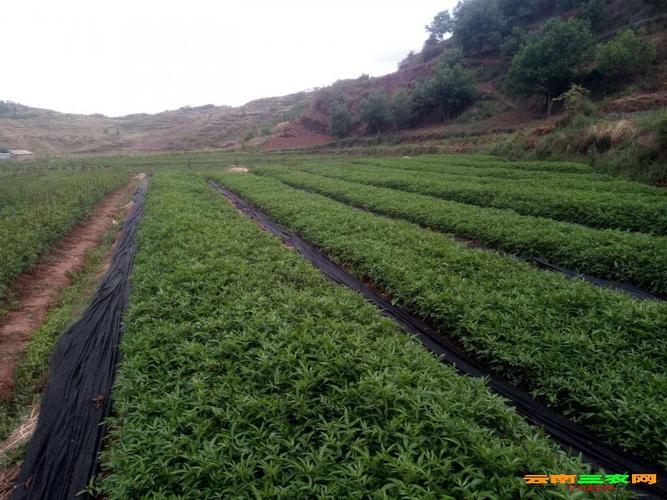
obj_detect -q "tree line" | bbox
[329,0,657,137]
[329,59,477,137]
[428,0,656,115]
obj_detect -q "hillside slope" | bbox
[0,93,323,154]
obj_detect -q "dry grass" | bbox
[0,464,20,499]
[0,406,39,499]
[0,406,38,462]
[586,119,639,147]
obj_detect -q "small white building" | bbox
[9,149,35,160]
[0,149,35,161]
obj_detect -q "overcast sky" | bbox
[2,0,458,117]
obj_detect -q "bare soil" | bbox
[263,123,334,150]
[603,89,667,113]
[0,181,136,399]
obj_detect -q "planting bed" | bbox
[5,152,666,498]
[0,169,128,308]
[209,178,665,486]
[255,166,667,296]
[294,163,667,234]
[213,171,667,469]
[350,157,665,196]
[330,153,594,174]
[98,172,597,498]
[390,155,595,174]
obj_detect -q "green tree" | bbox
[426,10,454,41]
[427,63,477,119]
[409,81,432,123]
[597,30,656,77]
[506,18,594,115]
[411,63,477,122]
[452,0,506,55]
[390,90,413,130]
[359,90,390,134]
[328,101,352,138]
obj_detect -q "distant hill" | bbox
[0,92,326,154]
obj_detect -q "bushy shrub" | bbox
[243,129,256,142]
[440,47,465,66]
[535,135,555,159]
[553,83,594,116]
[359,91,391,134]
[456,100,501,123]
[597,30,656,77]
[398,51,417,70]
[421,36,445,62]
[416,63,477,121]
[390,90,414,130]
[328,101,353,138]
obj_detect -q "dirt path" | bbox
[0,180,136,399]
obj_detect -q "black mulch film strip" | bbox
[12,178,148,500]
[528,258,663,301]
[272,182,664,301]
[208,179,667,499]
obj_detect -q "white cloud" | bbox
[2,0,456,116]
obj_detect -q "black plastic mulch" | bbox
[209,179,667,499]
[12,178,148,500]
[268,180,664,301]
